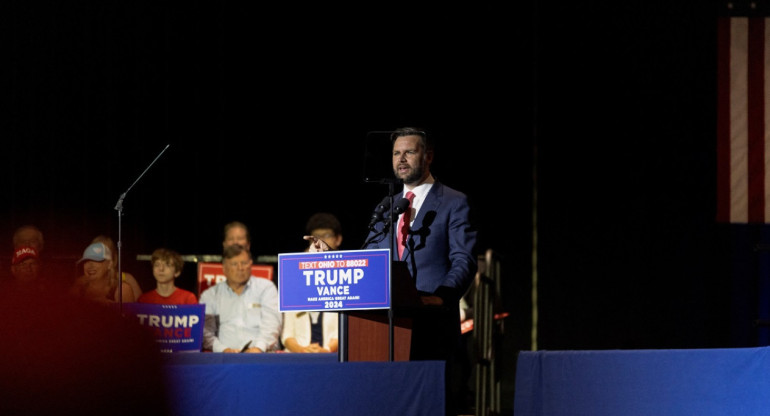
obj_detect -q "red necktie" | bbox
[397,191,415,260]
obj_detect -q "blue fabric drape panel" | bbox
[163,354,444,416]
[514,347,770,416]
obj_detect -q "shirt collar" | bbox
[403,174,434,201]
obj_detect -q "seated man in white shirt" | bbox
[200,244,281,353]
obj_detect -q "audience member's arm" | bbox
[283,337,308,353]
[281,313,304,352]
[252,284,282,353]
[202,314,218,351]
[118,282,135,303]
[123,272,143,301]
[200,290,224,352]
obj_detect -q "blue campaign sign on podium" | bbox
[278,249,392,312]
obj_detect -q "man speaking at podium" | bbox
[307,127,477,415]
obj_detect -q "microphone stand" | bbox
[340,179,400,363]
[113,144,170,313]
[386,181,397,362]
[376,179,401,361]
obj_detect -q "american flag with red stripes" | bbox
[717,15,770,223]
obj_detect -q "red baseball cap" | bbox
[12,246,39,265]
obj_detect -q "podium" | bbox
[346,261,420,361]
[276,250,423,362]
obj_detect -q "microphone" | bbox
[361,196,413,248]
[392,197,410,215]
[381,197,412,233]
[368,196,392,230]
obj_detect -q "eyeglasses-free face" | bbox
[223,253,252,288]
[224,260,252,269]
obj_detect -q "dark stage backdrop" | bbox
[4,2,760,411]
[3,3,529,281]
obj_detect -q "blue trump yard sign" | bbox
[278,248,391,312]
[120,303,205,353]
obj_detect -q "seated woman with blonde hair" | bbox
[91,235,142,302]
[70,242,134,304]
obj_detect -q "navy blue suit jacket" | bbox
[364,180,478,304]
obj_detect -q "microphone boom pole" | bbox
[114,144,170,313]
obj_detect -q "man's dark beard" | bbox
[395,164,425,186]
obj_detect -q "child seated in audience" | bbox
[137,248,197,305]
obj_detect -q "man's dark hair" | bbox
[390,127,432,152]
